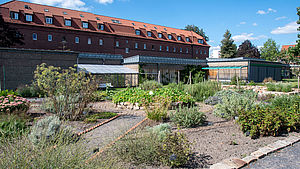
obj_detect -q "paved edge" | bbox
[76,114,121,136]
[210,135,300,169]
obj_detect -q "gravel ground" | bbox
[183,103,300,166]
[247,142,300,169]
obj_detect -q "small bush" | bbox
[16,84,45,98]
[148,123,171,140]
[268,95,300,109]
[0,90,17,97]
[139,80,162,90]
[91,90,107,102]
[0,95,30,114]
[263,77,275,83]
[170,107,206,128]
[248,81,256,86]
[112,127,191,167]
[266,83,292,92]
[214,89,258,119]
[28,116,74,145]
[266,83,276,91]
[0,115,28,140]
[184,81,221,102]
[143,96,171,121]
[84,112,118,123]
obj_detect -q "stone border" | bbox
[76,114,121,136]
[210,135,300,169]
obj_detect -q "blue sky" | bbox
[1,0,299,53]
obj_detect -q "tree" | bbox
[260,39,280,61]
[291,7,300,89]
[236,40,260,58]
[0,15,24,47]
[184,25,209,42]
[220,30,237,58]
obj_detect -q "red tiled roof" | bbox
[281,45,295,51]
[0,0,209,47]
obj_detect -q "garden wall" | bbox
[0,48,78,90]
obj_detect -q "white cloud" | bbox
[253,23,258,26]
[275,16,287,21]
[30,0,88,10]
[240,21,246,25]
[256,8,276,15]
[271,21,298,34]
[232,33,267,42]
[97,0,114,4]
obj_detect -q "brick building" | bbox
[0,0,210,59]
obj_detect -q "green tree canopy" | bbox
[184,25,209,42]
[260,39,280,61]
[0,15,24,47]
[220,30,237,58]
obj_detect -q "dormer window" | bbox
[158,33,163,38]
[44,9,49,12]
[135,30,141,35]
[144,25,147,28]
[45,17,53,24]
[198,39,204,44]
[168,34,172,40]
[96,17,100,20]
[154,27,157,29]
[177,36,182,41]
[10,12,19,20]
[98,24,104,30]
[132,23,135,26]
[147,31,152,37]
[24,5,31,9]
[65,19,71,26]
[112,19,120,24]
[186,37,190,42]
[80,14,84,18]
[63,12,68,15]
[25,14,32,22]
[164,28,167,31]
[82,22,88,28]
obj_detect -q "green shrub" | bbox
[184,81,221,102]
[237,103,300,138]
[112,128,191,167]
[170,106,206,128]
[268,95,300,109]
[139,80,162,90]
[84,112,118,123]
[16,84,45,98]
[0,115,28,141]
[91,90,107,102]
[214,89,258,119]
[266,83,276,91]
[148,123,171,140]
[266,83,292,92]
[28,116,74,145]
[248,81,256,86]
[143,96,171,121]
[0,90,17,97]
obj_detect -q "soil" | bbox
[182,102,300,166]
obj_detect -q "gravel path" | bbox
[82,115,145,152]
[247,142,300,169]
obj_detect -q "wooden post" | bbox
[189,71,192,85]
[178,70,180,84]
[158,70,161,83]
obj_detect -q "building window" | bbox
[25,14,32,22]
[32,33,37,40]
[75,37,79,43]
[88,38,91,44]
[166,46,169,52]
[126,40,129,44]
[48,34,52,41]
[116,41,119,47]
[159,46,162,51]
[45,17,53,24]
[168,34,172,40]
[196,50,198,54]
[198,39,204,44]
[98,24,104,30]
[173,47,176,52]
[135,30,141,35]
[144,44,147,49]
[186,48,188,53]
[158,33,162,38]
[180,48,182,53]
[10,12,19,20]
[152,45,155,50]
[135,43,138,49]
[204,50,207,54]
[200,50,203,54]
[65,19,71,26]
[99,39,103,46]
[186,37,190,42]
[125,48,129,53]
[147,31,152,37]
[82,22,88,28]
[177,36,182,41]
[112,19,120,24]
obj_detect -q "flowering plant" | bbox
[0,95,30,114]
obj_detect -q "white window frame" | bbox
[177,36,182,41]
[88,38,92,45]
[45,17,53,24]
[198,39,204,44]
[48,34,52,41]
[173,47,176,52]
[116,41,119,47]
[65,19,71,26]
[186,37,190,42]
[166,46,169,52]
[82,22,88,28]
[135,43,138,49]
[180,48,182,53]
[135,30,141,35]
[98,24,104,30]
[99,39,103,46]
[11,12,19,20]
[25,14,32,22]
[147,31,152,37]
[75,37,80,43]
[159,46,162,51]
[144,44,147,49]
[32,33,37,40]
[158,33,162,38]
[125,48,129,53]
[168,34,172,40]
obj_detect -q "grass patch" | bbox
[84,112,118,123]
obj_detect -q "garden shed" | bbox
[78,64,139,88]
[205,57,285,82]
